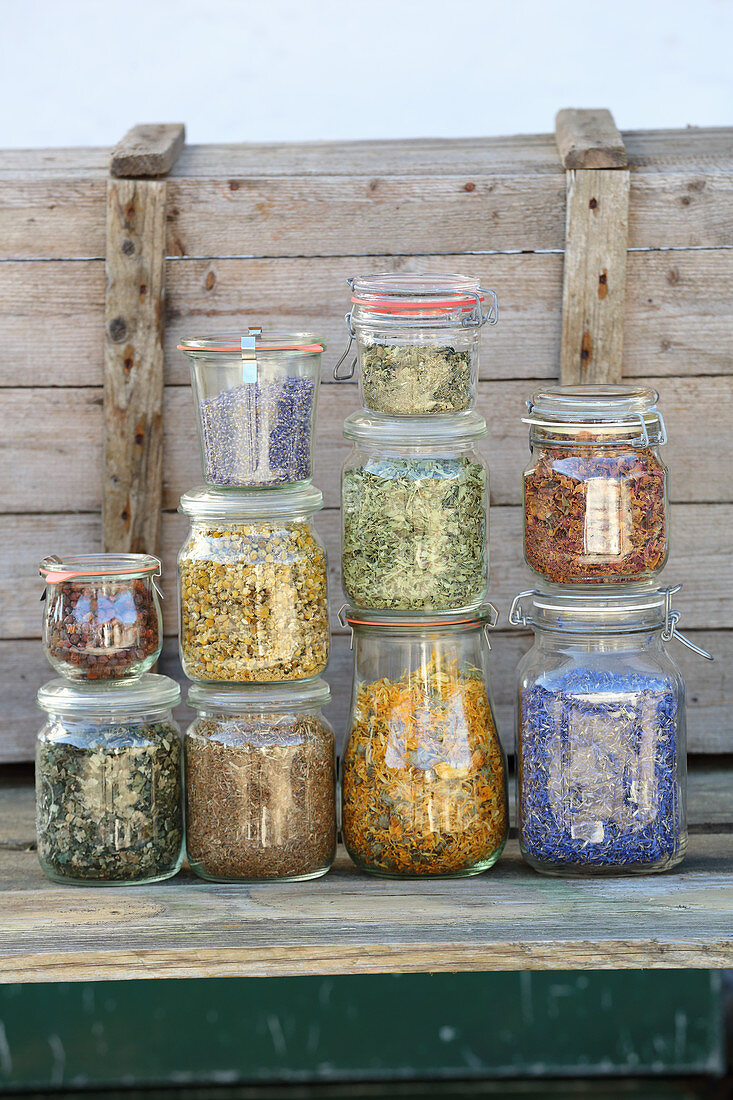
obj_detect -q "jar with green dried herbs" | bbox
[185,679,336,882]
[335,273,497,416]
[341,411,489,612]
[178,486,329,682]
[35,675,183,885]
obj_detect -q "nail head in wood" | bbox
[555,109,628,170]
[110,123,186,178]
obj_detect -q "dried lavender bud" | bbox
[361,343,473,415]
[199,377,315,487]
[36,720,183,884]
[185,714,336,881]
[519,667,684,874]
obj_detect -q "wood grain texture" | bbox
[0,831,731,981]
[555,109,628,170]
[560,169,630,384]
[110,124,185,179]
[103,179,167,554]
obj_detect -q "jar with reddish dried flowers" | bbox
[340,607,508,878]
[522,386,669,585]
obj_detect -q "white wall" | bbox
[1,0,731,147]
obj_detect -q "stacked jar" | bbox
[511,385,712,876]
[36,554,184,884]
[334,273,509,877]
[177,330,336,882]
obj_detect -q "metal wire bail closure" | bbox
[333,313,357,380]
[662,586,714,660]
[508,591,533,628]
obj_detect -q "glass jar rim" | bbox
[511,583,671,633]
[187,677,330,713]
[177,331,324,356]
[343,409,487,445]
[342,605,495,630]
[39,553,161,583]
[179,484,323,520]
[351,272,481,309]
[525,385,665,443]
[37,674,181,716]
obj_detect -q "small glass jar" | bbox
[40,554,163,681]
[509,586,712,876]
[341,411,489,612]
[522,386,669,584]
[185,679,336,882]
[340,607,508,878]
[178,485,329,682]
[334,273,497,416]
[179,330,324,489]
[36,674,183,885]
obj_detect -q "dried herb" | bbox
[199,377,315,487]
[523,443,667,583]
[360,343,473,415]
[44,578,160,680]
[519,668,683,873]
[180,521,329,681]
[342,658,508,876]
[36,720,183,884]
[185,714,336,881]
[342,457,487,610]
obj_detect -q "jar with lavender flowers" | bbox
[179,330,323,489]
[509,585,713,877]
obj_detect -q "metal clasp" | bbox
[461,288,498,328]
[482,601,500,649]
[241,326,261,385]
[508,591,534,628]
[337,604,354,649]
[333,313,357,380]
[662,585,713,660]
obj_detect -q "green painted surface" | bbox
[0,972,723,1090]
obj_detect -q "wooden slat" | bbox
[2,249,733,389]
[1,378,730,513]
[110,124,185,179]
[560,169,630,384]
[0,829,731,980]
[103,179,167,554]
[555,109,628,170]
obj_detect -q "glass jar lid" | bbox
[39,553,161,584]
[37,674,181,716]
[340,603,499,632]
[349,273,498,329]
[509,584,713,659]
[524,385,667,445]
[177,331,324,356]
[188,678,331,713]
[179,484,323,521]
[343,409,487,445]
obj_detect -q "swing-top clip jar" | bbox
[522,385,669,584]
[334,273,498,416]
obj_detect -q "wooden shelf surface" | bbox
[2,770,732,984]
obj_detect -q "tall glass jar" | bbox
[522,386,669,584]
[185,679,336,882]
[179,330,324,488]
[510,586,712,876]
[334,273,498,416]
[340,607,508,878]
[341,411,489,612]
[178,485,329,683]
[40,554,163,680]
[36,675,183,885]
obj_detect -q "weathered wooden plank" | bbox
[1,378,730,512]
[0,178,107,259]
[0,832,731,981]
[2,250,732,388]
[560,169,630,384]
[103,179,167,554]
[110,124,185,179]
[555,109,628,170]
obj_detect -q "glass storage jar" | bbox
[36,674,183,885]
[185,679,336,882]
[40,554,163,681]
[178,485,329,682]
[340,606,508,878]
[334,273,498,416]
[509,585,712,876]
[341,410,489,612]
[179,329,324,489]
[522,386,669,584]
